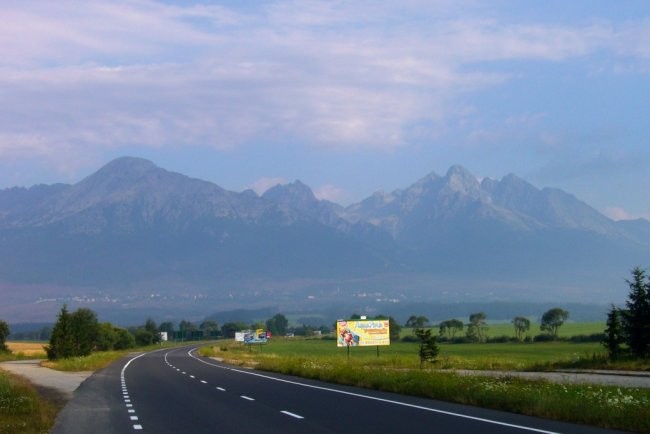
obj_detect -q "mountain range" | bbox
[1,157,648,322]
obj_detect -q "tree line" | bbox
[403,307,571,344]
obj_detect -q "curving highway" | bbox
[51,345,625,434]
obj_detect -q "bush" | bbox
[533,334,557,342]
[486,335,519,343]
[569,333,606,343]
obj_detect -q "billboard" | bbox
[336,320,390,347]
[236,329,268,344]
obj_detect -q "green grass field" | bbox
[222,336,605,370]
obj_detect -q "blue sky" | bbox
[1,0,649,219]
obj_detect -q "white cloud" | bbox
[1,0,649,170]
[603,207,650,222]
[314,184,346,203]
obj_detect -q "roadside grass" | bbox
[200,338,650,433]
[42,340,198,372]
[41,350,126,372]
[0,369,59,434]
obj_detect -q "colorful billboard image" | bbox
[235,329,269,344]
[336,320,390,347]
[244,328,268,344]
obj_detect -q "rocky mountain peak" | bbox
[443,164,483,197]
[262,180,317,206]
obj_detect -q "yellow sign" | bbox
[336,320,390,347]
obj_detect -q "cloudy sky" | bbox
[1,0,649,219]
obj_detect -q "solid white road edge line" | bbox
[281,410,304,419]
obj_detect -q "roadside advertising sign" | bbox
[244,328,268,344]
[336,320,390,347]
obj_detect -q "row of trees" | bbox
[604,267,650,359]
[405,307,569,343]
[43,308,335,359]
[46,306,136,359]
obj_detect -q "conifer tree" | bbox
[623,267,650,358]
[46,305,75,360]
[603,304,624,359]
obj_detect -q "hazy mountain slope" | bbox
[0,156,648,313]
[345,165,649,281]
[0,157,391,287]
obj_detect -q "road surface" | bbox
[51,345,625,434]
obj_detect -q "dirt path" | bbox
[0,359,92,400]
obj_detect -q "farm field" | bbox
[5,341,47,357]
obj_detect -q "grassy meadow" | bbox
[202,336,607,370]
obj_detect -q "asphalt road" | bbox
[51,345,626,434]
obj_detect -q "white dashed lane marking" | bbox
[162,348,309,426]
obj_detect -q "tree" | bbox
[70,308,99,356]
[603,305,624,359]
[200,320,220,338]
[221,322,247,339]
[158,322,175,335]
[265,314,289,336]
[113,327,135,350]
[466,312,488,342]
[96,322,118,351]
[540,308,569,338]
[414,328,439,369]
[0,320,9,352]
[144,318,160,343]
[512,316,531,341]
[134,329,154,346]
[438,319,463,339]
[179,320,198,340]
[405,315,429,328]
[46,305,75,360]
[623,267,650,358]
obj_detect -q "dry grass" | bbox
[6,342,47,357]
